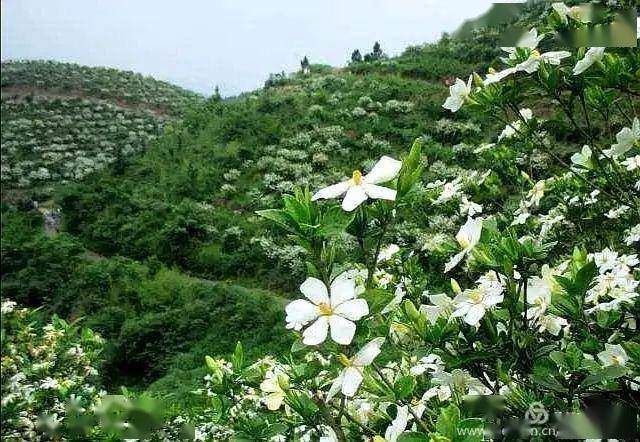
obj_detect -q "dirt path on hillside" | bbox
[1,85,172,117]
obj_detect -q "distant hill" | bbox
[1,60,204,192]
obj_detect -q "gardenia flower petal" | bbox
[573,47,605,75]
[606,118,639,158]
[328,315,356,345]
[311,180,350,201]
[302,316,329,345]
[326,371,345,402]
[333,299,369,321]
[363,155,403,184]
[285,299,319,325]
[384,405,409,442]
[485,67,516,85]
[444,250,467,273]
[330,272,357,306]
[443,76,472,112]
[300,277,330,305]
[362,183,396,200]
[342,186,368,211]
[341,366,363,397]
[352,337,385,366]
[464,304,486,325]
[265,393,284,411]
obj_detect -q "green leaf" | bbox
[397,138,424,198]
[529,373,567,393]
[436,404,460,439]
[456,418,484,442]
[565,342,584,371]
[580,365,628,388]
[205,356,224,384]
[622,341,640,364]
[394,375,416,400]
[362,288,395,314]
[232,341,244,371]
[397,432,429,442]
[255,209,296,234]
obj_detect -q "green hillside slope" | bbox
[1,60,203,192]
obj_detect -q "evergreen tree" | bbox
[351,49,362,63]
[372,41,383,59]
[212,85,221,101]
[300,56,310,74]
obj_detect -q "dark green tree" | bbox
[300,56,310,73]
[351,49,362,63]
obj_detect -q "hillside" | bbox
[1,60,204,192]
[1,32,500,395]
[1,1,639,440]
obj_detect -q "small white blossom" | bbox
[312,156,402,211]
[573,47,605,75]
[285,272,369,345]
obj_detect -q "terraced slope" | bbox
[1,60,204,191]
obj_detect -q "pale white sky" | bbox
[1,0,521,96]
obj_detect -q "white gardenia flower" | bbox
[502,29,545,58]
[460,196,483,217]
[499,108,533,141]
[484,66,517,85]
[326,337,385,401]
[377,244,400,263]
[604,118,640,158]
[526,265,556,320]
[570,145,594,169]
[381,284,406,315]
[514,50,571,74]
[537,314,568,336]
[605,205,629,219]
[573,47,605,75]
[552,2,582,24]
[1,299,17,314]
[312,156,402,212]
[431,369,491,396]
[410,354,445,376]
[444,217,483,273]
[622,155,640,171]
[597,344,628,367]
[443,75,473,112]
[384,405,409,442]
[285,272,369,345]
[420,293,456,324]
[452,280,504,326]
[625,224,640,246]
[527,179,546,207]
[260,371,289,410]
[435,178,463,204]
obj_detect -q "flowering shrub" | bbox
[177,4,640,440]
[1,300,105,440]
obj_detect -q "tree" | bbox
[372,41,383,59]
[351,49,362,63]
[300,56,310,74]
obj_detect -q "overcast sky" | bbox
[1,0,520,96]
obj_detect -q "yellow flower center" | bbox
[469,290,484,304]
[532,49,541,58]
[337,353,351,367]
[318,302,333,316]
[352,170,363,185]
[459,237,470,249]
[488,67,497,74]
[611,355,622,365]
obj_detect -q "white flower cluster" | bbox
[586,249,639,313]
